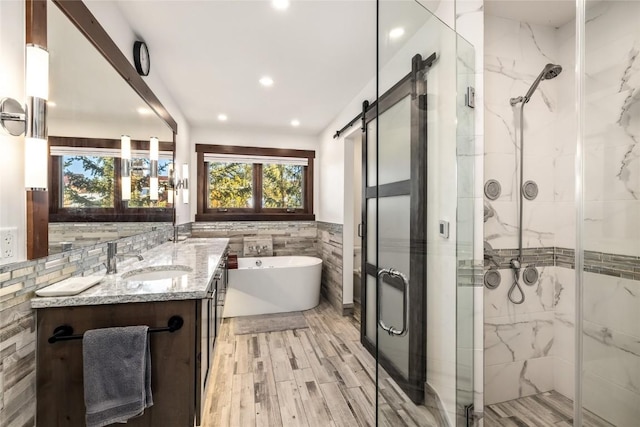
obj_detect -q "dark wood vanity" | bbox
[34,240,228,426]
[36,299,198,426]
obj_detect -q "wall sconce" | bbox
[149,136,159,201]
[167,162,174,205]
[181,164,189,204]
[0,45,49,189]
[121,135,131,200]
[171,163,189,204]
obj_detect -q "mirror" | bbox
[46,1,175,254]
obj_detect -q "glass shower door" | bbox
[361,52,432,409]
[370,1,477,425]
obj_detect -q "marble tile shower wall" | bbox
[0,228,173,427]
[578,3,640,425]
[484,14,574,405]
[485,8,640,425]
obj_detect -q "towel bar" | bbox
[48,315,184,344]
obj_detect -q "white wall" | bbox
[0,0,27,265]
[84,1,192,225]
[191,126,320,221]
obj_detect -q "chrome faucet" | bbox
[106,242,143,274]
[484,241,500,268]
[256,246,262,254]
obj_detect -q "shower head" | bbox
[542,63,563,79]
[523,63,562,103]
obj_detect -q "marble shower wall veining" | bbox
[485,6,640,425]
[484,14,572,405]
[579,2,640,425]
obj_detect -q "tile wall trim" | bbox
[485,247,640,281]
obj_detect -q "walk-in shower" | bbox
[507,63,562,304]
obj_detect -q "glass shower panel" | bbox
[377,194,410,377]
[378,96,411,185]
[455,34,476,424]
[377,193,410,276]
[365,275,378,341]
[580,0,640,425]
[374,0,473,424]
[367,120,377,186]
[367,198,376,264]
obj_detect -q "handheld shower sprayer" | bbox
[510,63,562,105]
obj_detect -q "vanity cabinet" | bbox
[33,239,229,427]
[195,275,216,426]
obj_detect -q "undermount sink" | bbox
[121,265,193,281]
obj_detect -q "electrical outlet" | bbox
[1,228,18,260]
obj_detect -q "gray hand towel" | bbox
[83,326,153,427]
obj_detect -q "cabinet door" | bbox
[36,300,197,427]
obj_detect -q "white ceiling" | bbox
[114,0,406,135]
[485,1,576,27]
[115,1,382,135]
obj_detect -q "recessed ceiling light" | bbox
[137,107,152,115]
[389,27,405,40]
[291,119,300,127]
[47,101,56,107]
[272,0,290,11]
[218,114,228,121]
[259,76,274,87]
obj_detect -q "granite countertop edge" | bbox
[31,238,229,309]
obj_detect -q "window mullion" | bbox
[255,163,263,213]
[114,156,123,212]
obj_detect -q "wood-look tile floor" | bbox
[201,300,439,427]
[486,391,615,427]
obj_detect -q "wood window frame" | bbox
[48,136,174,222]
[195,144,315,221]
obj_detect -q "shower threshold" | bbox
[486,391,613,427]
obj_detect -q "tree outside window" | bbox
[127,158,172,207]
[60,155,172,209]
[262,164,303,209]
[208,162,253,208]
[62,155,114,208]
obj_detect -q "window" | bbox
[262,164,304,209]
[196,144,314,221]
[62,155,115,208]
[127,158,173,208]
[208,162,253,208]
[49,136,174,222]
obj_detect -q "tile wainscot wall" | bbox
[0,227,173,427]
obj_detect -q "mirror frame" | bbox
[26,0,178,259]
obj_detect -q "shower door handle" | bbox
[377,268,409,337]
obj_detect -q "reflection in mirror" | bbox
[46,1,175,254]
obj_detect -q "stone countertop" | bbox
[31,238,229,309]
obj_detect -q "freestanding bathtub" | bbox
[223,256,322,317]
